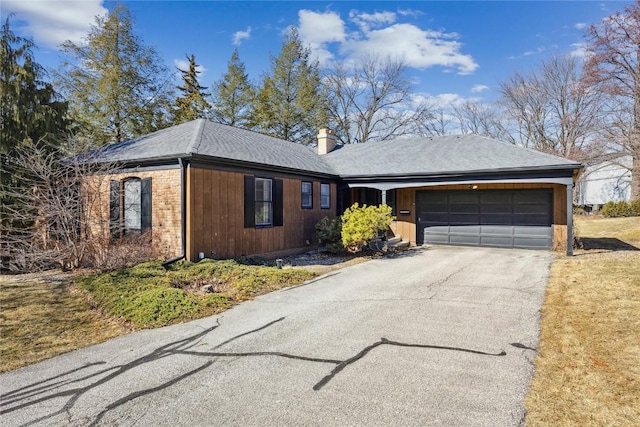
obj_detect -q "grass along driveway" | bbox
[0,271,131,373]
[525,216,640,426]
[0,257,328,373]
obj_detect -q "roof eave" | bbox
[338,163,582,181]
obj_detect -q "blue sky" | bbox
[2,1,634,108]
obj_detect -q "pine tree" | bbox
[173,54,211,124]
[1,15,69,231]
[210,48,254,128]
[1,15,68,155]
[55,4,173,145]
[251,27,328,144]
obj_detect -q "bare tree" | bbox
[324,55,432,143]
[0,138,119,272]
[583,3,640,200]
[499,56,602,160]
[452,99,512,141]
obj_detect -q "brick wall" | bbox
[86,168,182,259]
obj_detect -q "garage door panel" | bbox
[480,214,514,224]
[480,236,514,247]
[515,203,550,214]
[422,213,449,223]
[481,203,512,214]
[417,189,552,249]
[449,204,479,214]
[449,225,481,235]
[449,193,479,203]
[449,213,479,224]
[450,234,481,245]
[514,226,552,237]
[514,214,550,226]
[514,237,551,249]
[480,225,514,236]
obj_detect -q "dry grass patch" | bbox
[0,273,130,373]
[525,216,640,426]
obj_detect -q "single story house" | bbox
[87,119,581,261]
[576,154,632,210]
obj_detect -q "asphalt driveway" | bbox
[0,246,554,427]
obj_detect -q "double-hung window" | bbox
[254,178,273,226]
[301,181,313,209]
[244,176,283,228]
[320,183,331,209]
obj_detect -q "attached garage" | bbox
[416,189,553,249]
[322,134,582,255]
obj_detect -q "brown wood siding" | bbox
[186,166,336,260]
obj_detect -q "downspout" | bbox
[162,157,188,268]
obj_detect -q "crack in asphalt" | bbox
[313,337,507,391]
[1,317,507,426]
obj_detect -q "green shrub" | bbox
[600,200,640,217]
[315,216,343,253]
[76,258,315,328]
[341,203,395,253]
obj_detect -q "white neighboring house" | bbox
[577,154,632,209]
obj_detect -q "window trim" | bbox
[320,183,331,209]
[301,181,313,209]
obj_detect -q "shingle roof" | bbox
[94,119,335,175]
[321,134,580,178]
[95,120,580,178]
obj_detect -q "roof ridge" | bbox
[186,119,206,154]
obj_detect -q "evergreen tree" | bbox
[1,15,69,234]
[210,48,254,128]
[56,4,173,145]
[1,15,68,155]
[251,27,328,144]
[174,54,211,124]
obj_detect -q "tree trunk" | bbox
[632,153,640,201]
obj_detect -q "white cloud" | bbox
[232,27,251,45]
[298,10,346,65]
[471,84,489,93]
[2,0,107,47]
[570,43,587,58]
[297,8,477,74]
[299,10,345,44]
[342,23,478,74]
[508,46,546,60]
[349,10,396,32]
[575,22,587,30]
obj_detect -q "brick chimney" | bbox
[317,128,337,155]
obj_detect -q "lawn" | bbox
[525,215,640,426]
[0,259,316,373]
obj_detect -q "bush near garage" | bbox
[600,200,640,217]
[340,203,395,253]
[315,216,343,253]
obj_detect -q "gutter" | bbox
[337,163,583,181]
[162,157,188,269]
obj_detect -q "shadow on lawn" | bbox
[577,237,639,251]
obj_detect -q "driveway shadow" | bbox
[576,237,639,251]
